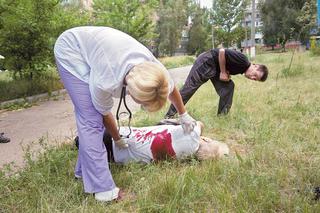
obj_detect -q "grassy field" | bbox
[0,51,319,212]
[159,55,195,69]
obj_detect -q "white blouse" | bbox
[54,26,174,115]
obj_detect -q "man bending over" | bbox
[165,48,268,117]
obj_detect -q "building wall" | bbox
[242,0,263,47]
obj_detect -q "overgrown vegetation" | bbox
[0,66,63,102]
[92,0,158,47]
[159,55,195,69]
[0,52,319,211]
[0,0,90,80]
[211,0,247,48]
[260,0,317,51]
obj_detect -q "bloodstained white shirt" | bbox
[113,123,201,164]
[54,26,174,115]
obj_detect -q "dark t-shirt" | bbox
[210,48,251,76]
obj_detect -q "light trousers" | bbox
[56,62,116,193]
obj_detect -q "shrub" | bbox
[159,56,195,69]
[280,65,304,78]
[0,66,63,102]
[310,46,320,56]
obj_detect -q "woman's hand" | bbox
[103,112,128,148]
[114,138,128,148]
[169,87,196,133]
[179,112,196,134]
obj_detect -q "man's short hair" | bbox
[258,64,268,82]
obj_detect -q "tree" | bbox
[296,0,317,43]
[0,0,90,80]
[0,0,61,79]
[52,2,91,38]
[92,0,157,46]
[187,4,211,55]
[156,0,188,56]
[260,0,306,51]
[211,0,247,48]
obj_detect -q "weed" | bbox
[159,55,195,69]
[280,65,304,78]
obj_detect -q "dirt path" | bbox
[0,66,191,169]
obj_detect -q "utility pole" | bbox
[250,0,256,58]
[212,0,215,49]
[318,0,320,28]
[212,25,215,48]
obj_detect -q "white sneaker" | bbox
[74,174,82,179]
[95,187,120,202]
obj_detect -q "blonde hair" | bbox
[126,61,169,112]
[196,137,229,160]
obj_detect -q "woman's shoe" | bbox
[95,187,120,202]
[0,133,10,143]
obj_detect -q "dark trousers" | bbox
[165,51,235,117]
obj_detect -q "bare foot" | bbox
[115,189,136,202]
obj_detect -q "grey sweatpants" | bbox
[165,51,235,117]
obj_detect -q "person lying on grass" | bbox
[75,120,229,164]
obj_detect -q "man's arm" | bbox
[218,48,230,82]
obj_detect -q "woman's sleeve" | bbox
[89,83,114,116]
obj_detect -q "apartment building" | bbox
[242,0,263,48]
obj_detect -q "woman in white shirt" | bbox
[54,26,196,202]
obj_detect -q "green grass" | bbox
[0,71,10,81]
[1,51,320,212]
[0,66,63,102]
[159,55,195,69]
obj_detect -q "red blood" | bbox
[150,129,176,161]
[133,129,151,144]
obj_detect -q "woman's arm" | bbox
[168,86,186,115]
[103,112,128,148]
[168,86,195,133]
[103,112,120,141]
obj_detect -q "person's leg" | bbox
[165,52,216,118]
[103,130,114,162]
[210,78,235,115]
[165,81,201,118]
[56,62,116,194]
